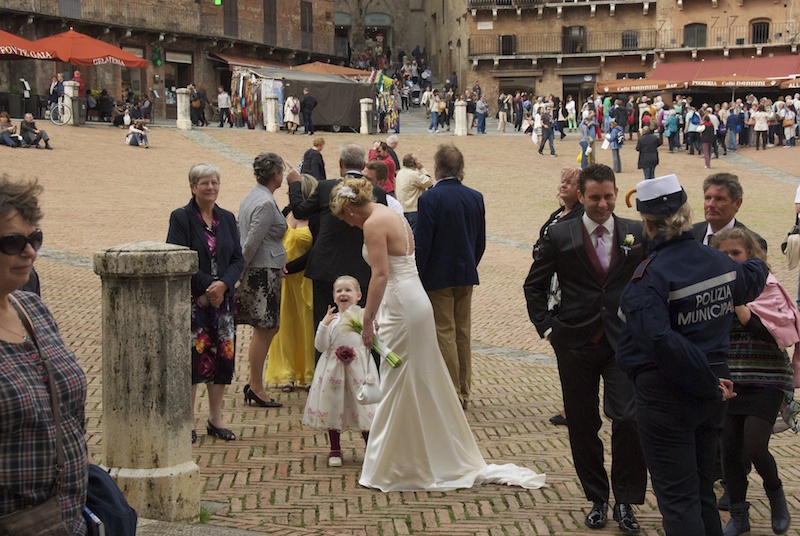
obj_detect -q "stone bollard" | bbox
[265,93,279,132]
[360,97,373,135]
[454,100,467,136]
[176,88,192,131]
[63,81,78,126]
[93,241,200,522]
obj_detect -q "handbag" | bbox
[783,118,794,128]
[356,368,381,406]
[191,99,201,109]
[290,105,298,115]
[0,300,71,536]
[85,465,137,536]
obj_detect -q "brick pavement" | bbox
[6,111,800,535]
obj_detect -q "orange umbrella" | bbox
[0,29,57,60]
[34,29,146,68]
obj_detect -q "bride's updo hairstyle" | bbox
[330,177,373,216]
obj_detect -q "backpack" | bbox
[615,128,625,146]
[690,112,700,125]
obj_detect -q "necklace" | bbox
[0,322,27,339]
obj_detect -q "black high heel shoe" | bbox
[243,384,283,408]
[206,420,236,441]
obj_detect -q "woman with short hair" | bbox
[0,175,89,534]
[167,163,243,442]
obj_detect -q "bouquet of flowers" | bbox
[340,305,403,368]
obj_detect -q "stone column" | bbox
[360,97,373,135]
[454,100,467,136]
[63,81,78,126]
[93,242,200,522]
[265,93,279,132]
[176,88,192,130]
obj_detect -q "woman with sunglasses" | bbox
[167,164,244,443]
[0,175,90,534]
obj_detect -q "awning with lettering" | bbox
[652,56,800,84]
[0,29,57,60]
[688,76,782,88]
[595,79,687,95]
[34,29,147,68]
[781,79,800,90]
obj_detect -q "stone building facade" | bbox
[333,0,427,67]
[0,0,342,120]
[426,0,798,106]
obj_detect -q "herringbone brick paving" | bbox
[5,112,800,534]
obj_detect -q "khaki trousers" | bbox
[427,286,473,406]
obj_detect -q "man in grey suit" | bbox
[692,172,767,252]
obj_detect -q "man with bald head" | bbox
[288,143,387,360]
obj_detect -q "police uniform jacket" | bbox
[617,231,768,400]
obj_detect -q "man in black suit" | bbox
[523,164,647,534]
[692,172,767,252]
[288,143,387,362]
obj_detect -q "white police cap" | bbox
[635,174,688,215]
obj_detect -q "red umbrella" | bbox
[0,29,57,60]
[34,29,147,68]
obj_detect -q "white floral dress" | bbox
[303,316,377,431]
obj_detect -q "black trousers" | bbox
[303,111,314,134]
[550,334,647,505]
[634,370,726,536]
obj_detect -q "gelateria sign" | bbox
[0,45,54,59]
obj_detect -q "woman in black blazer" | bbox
[534,166,584,427]
[167,163,244,443]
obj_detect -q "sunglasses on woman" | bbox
[0,229,43,255]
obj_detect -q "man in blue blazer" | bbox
[415,144,486,410]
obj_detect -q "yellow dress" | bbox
[266,220,314,386]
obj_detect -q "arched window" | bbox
[684,23,707,48]
[622,30,639,51]
[751,20,770,44]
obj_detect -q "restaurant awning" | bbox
[595,79,687,95]
[291,61,368,79]
[34,29,147,68]
[686,76,782,89]
[211,51,288,70]
[781,79,800,90]
[0,29,57,60]
[652,56,800,84]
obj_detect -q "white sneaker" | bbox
[767,144,775,148]
[427,128,433,133]
[328,455,342,467]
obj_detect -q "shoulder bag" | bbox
[0,300,71,536]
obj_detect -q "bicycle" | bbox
[49,101,71,126]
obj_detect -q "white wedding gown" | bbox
[358,218,546,492]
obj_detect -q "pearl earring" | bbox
[349,211,354,216]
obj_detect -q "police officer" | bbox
[617,174,769,536]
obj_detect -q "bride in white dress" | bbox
[330,177,546,492]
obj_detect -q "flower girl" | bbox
[303,276,378,467]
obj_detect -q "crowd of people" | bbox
[4,89,800,534]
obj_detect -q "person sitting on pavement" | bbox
[0,112,25,148]
[20,113,52,150]
[126,119,150,148]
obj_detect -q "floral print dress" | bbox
[192,211,236,384]
[303,316,377,432]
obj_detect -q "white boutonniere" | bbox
[621,233,635,256]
